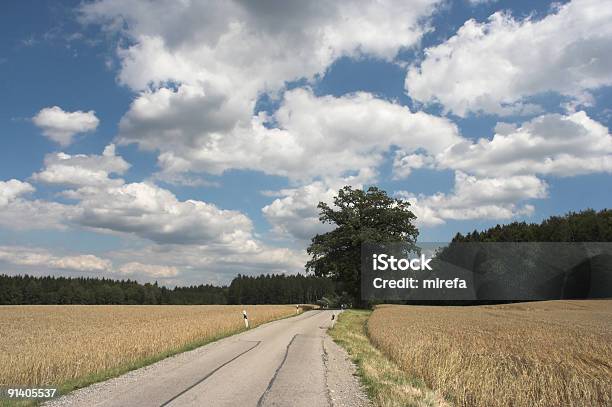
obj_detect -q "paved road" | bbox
[45,310,358,407]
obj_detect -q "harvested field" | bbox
[367,300,612,407]
[0,305,296,388]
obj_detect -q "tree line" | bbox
[434,208,612,303]
[451,209,612,242]
[0,273,334,305]
[228,274,335,304]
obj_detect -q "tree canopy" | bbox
[306,186,418,304]
[452,209,612,242]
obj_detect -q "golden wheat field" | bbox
[0,305,296,388]
[367,300,612,407]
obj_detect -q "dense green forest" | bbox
[436,208,612,302]
[228,274,334,304]
[0,273,333,305]
[452,209,612,242]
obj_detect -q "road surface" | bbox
[45,310,369,407]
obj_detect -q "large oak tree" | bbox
[306,186,419,305]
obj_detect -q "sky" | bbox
[1,0,611,286]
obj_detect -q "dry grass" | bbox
[0,305,296,389]
[367,300,612,407]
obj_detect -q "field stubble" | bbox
[367,300,612,407]
[0,305,296,389]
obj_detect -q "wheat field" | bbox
[0,305,296,388]
[367,300,612,407]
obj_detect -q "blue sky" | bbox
[1,0,611,285]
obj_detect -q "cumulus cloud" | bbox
[0,243,306,285]
[117,262,179,278]
[32,144,129,187]
[0,179,34,206]
[0,245,185,279]
[0,179,70,230]
[78,0,581,233]
[261,167,384,242]
[406,0,612,116]
[121,88,461,183]
[80,0,441,92]
[397,172,547,226]
[400,111,612,178]
[109,243,307,285]
[0,247,112,272]
[392,152,437,179]
[29,146,256,247]
[3,146,304,280]
[263,109,611,232]
[69,181,255,246]
[262,182,337,241]
[32,106,100,146]
[49,254,112,272]
[77,0,448,183]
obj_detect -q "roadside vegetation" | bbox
[0,304,297,404]
[329,310,448,407]
[368,301,612,407]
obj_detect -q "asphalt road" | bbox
[45,310,357,407]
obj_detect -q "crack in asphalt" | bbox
[256,334,299,407]
[321,337,334,407]
[159,340,261,407]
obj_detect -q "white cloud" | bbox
[0,247,112,272]
[67,181,255,246]
[32,144,129,187]
[117,262,179,278]
[261,110,612,233]
[108,242,308,285]
[0,146,306,281]
[120,88,461,183]
[0,246,183,279]
[262,181,337,241]
[397,171,547,226]
[261,168,383,242]
[431,111,612,177]
[0,179,34,206]
[29,146,256,247]
[49,254,112,272]
[78,0,448,183]
[32,106,100,146]
[0,243,306,285]
[0,199,71,230]
[266,90,460,181]
[392,152,436,179]
[0,179,70,230]
[80,0,440,92]
[406,0,612,116]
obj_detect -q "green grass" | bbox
[329,310,448,407]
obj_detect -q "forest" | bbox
[0,273,334,305]
[451,209,612,242]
